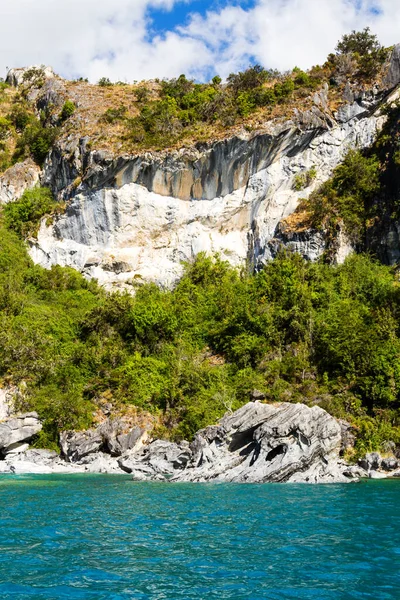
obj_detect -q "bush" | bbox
[101,105,127,124]
[8,105,33,131]
[13,120,58,165]
[60,100,76,122]
[3,186,57,237]
[98,77,113,87]
[292,166,317,191]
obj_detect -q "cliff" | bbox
[1,45,399,289]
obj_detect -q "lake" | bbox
[0,475,399,599]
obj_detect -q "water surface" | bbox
[0,475,398,599]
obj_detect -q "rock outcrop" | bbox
[59,418,147,463]
[6,66,55,87]
[118,439,192,480]
[171,402,347,484]
[0,412,42,456]
[30,110,385,289]
[0,159,41,205]
[1,402,399,481]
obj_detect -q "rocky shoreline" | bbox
[1,401,399,483]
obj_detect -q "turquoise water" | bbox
[0,476,398,599]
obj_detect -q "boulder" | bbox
[369,470,387,480]
[335,102,367,124]
[99,419,145,456]
[59,429,104,462]
[60,419,148,464]
[343,465,368,479]
[339,420,356,454]
[6,65,55,87]
[118,440,192,479]
[381,457,399,471]
[0,159,41,205]
[358,452,381,472]
[172,402,348,484]
[0,388,12,421]
[0,412,42,455]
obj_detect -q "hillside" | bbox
[0,29,400,457]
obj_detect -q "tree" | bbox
[335,28,388,79]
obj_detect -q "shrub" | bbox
[8,105,33,131]
[13,120,59,165]
[101,105,127,124]
[227,65,270,92]
[3,186,57,237]
[98,77,113,87]
[60,100,76,122]
[292,166,317,191]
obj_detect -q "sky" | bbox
[1,0,400,83]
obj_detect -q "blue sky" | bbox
[148,0,257,34]
[1,0,399,82]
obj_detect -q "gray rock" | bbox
[369,470,387,480]
[381,440,396,454]
[340,420,356,454]
[381,457,399,471]
[2,442,30,456]
[358,452,381,472]
[6,65,55,87]
[335,102,367,124]
[343,82,354,103]
[59,429,104,462]
[384,44,400,89]
[0,159,41,205]
[343,465,368,479]
[172,402,348,484]
[118,439,192,479]
[100,420,145,456]
[250,389,266,401]
[0,389,10,421]
[0,412,42,455]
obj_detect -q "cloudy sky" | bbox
[2,0,400,83]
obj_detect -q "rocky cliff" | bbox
[30,99,388,288]
[1,47,399,289]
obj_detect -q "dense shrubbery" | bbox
[3,187,58,237]
[118,29,389,150]
[0,202,399,451]
[124,65,319,148]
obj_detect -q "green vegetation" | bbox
[299,102,400,258]
[98,77,113,87]
[59,100,76,122]
[334,27,389,79]
[3,187,58,237]
[0,199,399,453]
[292,166,317,191]
[125,67,317,147]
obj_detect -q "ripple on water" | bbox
[0,476,398,599]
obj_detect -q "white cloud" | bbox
[1,0,400,83]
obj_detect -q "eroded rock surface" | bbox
[0,159,41,205]
[172,402,348,484]
[118,440,192,480]
[0,412,42,456]
[30,103,386,289]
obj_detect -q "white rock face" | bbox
[0,159,41,205]
[6,66,55,87]
[30,112,385,289]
